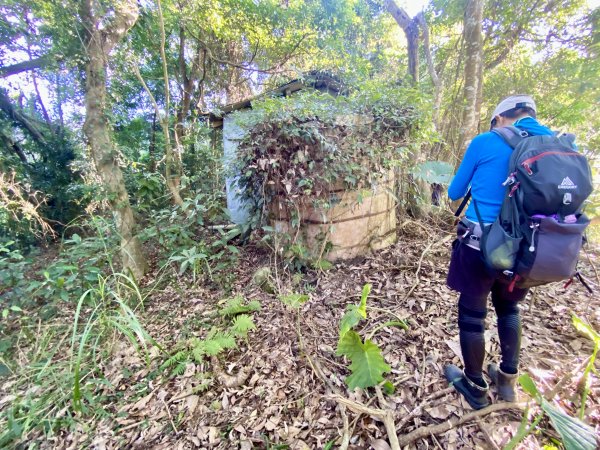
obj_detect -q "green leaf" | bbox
[380,320,409,331]
[411,161,454,185]
[382,380,395,395]
[359,283,371,315]
[231,314,256,337]
[219,296,261,316]
[518,374,540,399]
[323,441,334,450]
[338,284,371,337]
[336,331,390,390]
[572,315,600,344]
[278,293,309,309]
[201,332,237,356]
[312,259,333,270]
[339,306,363,337]
[540,399,597,450]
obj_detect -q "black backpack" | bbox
[474,126,594,291]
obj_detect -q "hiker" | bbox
[443,95,553,410]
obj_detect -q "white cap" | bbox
[490,95,536,124]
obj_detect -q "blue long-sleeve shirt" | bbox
[448,117,554,223]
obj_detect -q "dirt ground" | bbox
[31,220,600,449]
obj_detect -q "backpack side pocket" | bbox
[481,219,522,270]
[522,215,589,283]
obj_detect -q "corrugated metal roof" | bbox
[205,72,347,127]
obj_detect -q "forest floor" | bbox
[3,219,600,450]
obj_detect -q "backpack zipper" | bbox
[521,151,585,175]
[529,221,540,252]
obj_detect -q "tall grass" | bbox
[0,272,161,446]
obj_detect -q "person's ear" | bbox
[490,115,500,129]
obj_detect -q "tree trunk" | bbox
[157,0,184,207]
[224,41,253,103]
[415,12,442,127]
[385,0,420,84]
[80,0,146,279]
[456,0,484,161]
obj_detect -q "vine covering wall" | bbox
[233,84,428,226]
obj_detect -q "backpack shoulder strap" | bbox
[491,126,529,149]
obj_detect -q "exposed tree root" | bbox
[329,394,526,449]
[210,356,251,389]
[396,402,526,447]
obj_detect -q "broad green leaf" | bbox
[339,284,371,336]
[518,373,540,399]
[339,306,364,337]
[336,331,390,390]
[337,330,363,358]
[312,259,333,270]
[541,399,597,450]
[278,293,309,309]
[411,161,454,185]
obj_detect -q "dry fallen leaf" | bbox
[370,438,392,450]
[131,392,153,411]
[425,404,454,420]
[186,395,199,415]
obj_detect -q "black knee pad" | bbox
[458,303,487,334]
[495,301,519,319]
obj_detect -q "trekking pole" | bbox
[454,188,472,218]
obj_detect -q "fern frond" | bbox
[219,295,261,316]
[192,346,205,363]
[160,350,189,370]
[193,378,213,393]
[231,314,256,337]
[246,300,261,312]
[173,362,187,376]
[200,331,237,356]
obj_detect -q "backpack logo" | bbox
[563,193,572,205]
[558,176,577,190]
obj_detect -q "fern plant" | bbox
[161,296,259,377]
[219,295,261,316]
[336,284,392,391]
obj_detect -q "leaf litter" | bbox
[1,221,599,449]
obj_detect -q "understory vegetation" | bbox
[1,0,599,448]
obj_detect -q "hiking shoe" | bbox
[444,364,489,410]
[488,363,518,402]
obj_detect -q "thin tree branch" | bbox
[415,12,439,88]
[0,130,28,163]
[0,89,47,145]
[131,63,162,118]
[198,34,309,74]
[0,56,52,78]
